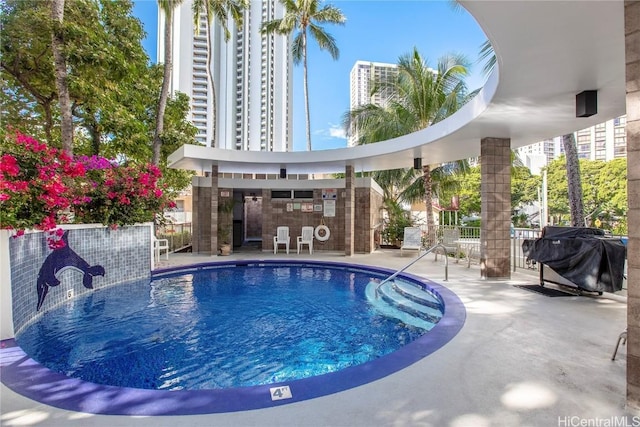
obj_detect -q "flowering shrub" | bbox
[0,132,86,233]
[0,131,176,247]
[75,156,172,226]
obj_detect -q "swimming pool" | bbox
[2,260,465,415]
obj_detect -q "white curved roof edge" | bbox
[168,1,627,175]
[168,67,498,175]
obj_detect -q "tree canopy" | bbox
[1,0,195,190]
[545,157,627,233]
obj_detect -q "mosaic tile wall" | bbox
[9,225,152,334]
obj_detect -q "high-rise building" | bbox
[348,61,398,147]
[516,115,627,174]
[158,0,293,151]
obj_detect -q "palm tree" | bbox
[261,0,345,151]
[562,132,585,226]
[346,48,470,245]
[192,0,247,148]
[154,0,184,166]
[478,39,496,77]
[50,0,73,154]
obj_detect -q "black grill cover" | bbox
[524,226,626,293]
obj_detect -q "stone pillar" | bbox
[210,164,219,256]
[480,137,511,279]
[626,0,640,412]
[261,188,272,252]
[345,165,355,256]
[191,180,200,253]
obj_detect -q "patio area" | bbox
[1,249,631,426]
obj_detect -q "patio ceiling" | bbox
[168,1,626,175]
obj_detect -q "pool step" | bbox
[365,280,443,330]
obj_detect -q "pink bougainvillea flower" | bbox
[0,154,20,176]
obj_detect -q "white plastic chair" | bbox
[153,236,169,262]
[297,226,314,254]
[273,226,290,254]
[400,227,422,256]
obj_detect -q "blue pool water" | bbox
[16,262,443,391]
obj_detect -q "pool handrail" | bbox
[375,244,449,298]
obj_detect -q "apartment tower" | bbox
[348,61,398,147]
[158,0,293,151]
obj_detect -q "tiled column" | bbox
[626,0,640,412]
[480,138,511,279]
[210,164,219,256]
[345,165,355,256]
[192,180,200,253]
[261,188,272,252]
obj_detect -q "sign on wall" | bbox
[324,200,336,217]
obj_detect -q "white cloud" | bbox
[317,123,346,140]
[328,125,346,139]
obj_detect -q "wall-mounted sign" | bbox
[324,200,336,217]
[301,203,313,212]
[322,189,337,200]
[220,190,230,197]
[314,204,323,212]
[293,203,301,210]
[286,203,293,212]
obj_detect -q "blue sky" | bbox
[132,1,488,151]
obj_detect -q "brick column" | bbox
[626,0,640,412]
[210,165,219,256]
[345,165,355,256]
[480,138,511,279]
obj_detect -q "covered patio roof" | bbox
[167,1,626,175]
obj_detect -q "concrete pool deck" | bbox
[1,249,633,426]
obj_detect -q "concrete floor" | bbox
[1,249,634,426]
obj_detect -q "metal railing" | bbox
[511,228,542,272]
[375,243,449,298]
[157,222,192,253]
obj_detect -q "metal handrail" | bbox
[375,244,449,298]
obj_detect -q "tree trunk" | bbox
[562,133,585,227]
[205,5,217,148]
[153,6,173,166]
[302,32,312,151]
[422,164,435,246]
[50,0,73,154]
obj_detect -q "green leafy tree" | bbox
[545,157,627,233]
[1,0,195,190]
[1,0,59,144]
[262,0,346,151]
[440,162,540,226]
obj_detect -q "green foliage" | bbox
[217,198,235,244]
[381,200,414,245]
[438,160,541,224]
[1,132,176,232]
[1,0,195,193]
[344,48,471,235]
[545,157,627,233]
